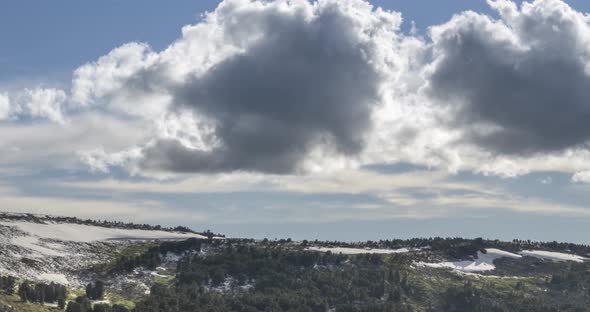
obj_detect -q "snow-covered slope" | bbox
[0,220,207,244]
[520,250,589,263]
[0,217,209,287]
[418,248,522,272]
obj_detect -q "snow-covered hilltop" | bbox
[0,212,214,286]
[0,220,208,245]
[417,248,589,274]
[0,213,589,311]
[0,211,589,306]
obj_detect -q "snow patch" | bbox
[520,250,588,263]
[145,270,169,278]
[139,282,151,295]
[305,246,410,255]
[417,248,522,272]
[38,273,69,285]
[12,236,66,257]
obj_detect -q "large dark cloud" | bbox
[80,0,590,177]
[139,1,383,173]
[427,1,590,155]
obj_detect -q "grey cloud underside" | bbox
[140,7,380,173]
[428,13,590,155]
[80,0,590,175]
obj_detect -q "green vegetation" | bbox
[91,238,203,275]
[89,241,159,274]
[85,281,105,301]
[17,281,68,307]
[103,292,136,310]
[3,237,590,311]
[0,293,55,312]
[130,239,590,312]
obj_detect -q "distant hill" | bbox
[0,211,223,237]
[0,211,589,311]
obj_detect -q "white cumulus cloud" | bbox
[4,0,590,182]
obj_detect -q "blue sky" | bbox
[3,0,590,80]
[1,0,590,242]
[1,0,571,81]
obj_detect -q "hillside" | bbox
[0,213,589,311]
[0,213,212,288]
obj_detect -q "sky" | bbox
[2,0,590,243]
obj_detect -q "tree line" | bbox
[110,238,204,273]
[17,280,68,308]
[0,212,224,237]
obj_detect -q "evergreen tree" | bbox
[35,283,45,304]
[58,297,66,309]
[85,283,93,299]
[65,301,82,312]
[94,280,105,300]
[112,304,130,312]
[18,281,34,302]
[75,295,92,311]
[94,303,112,312]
